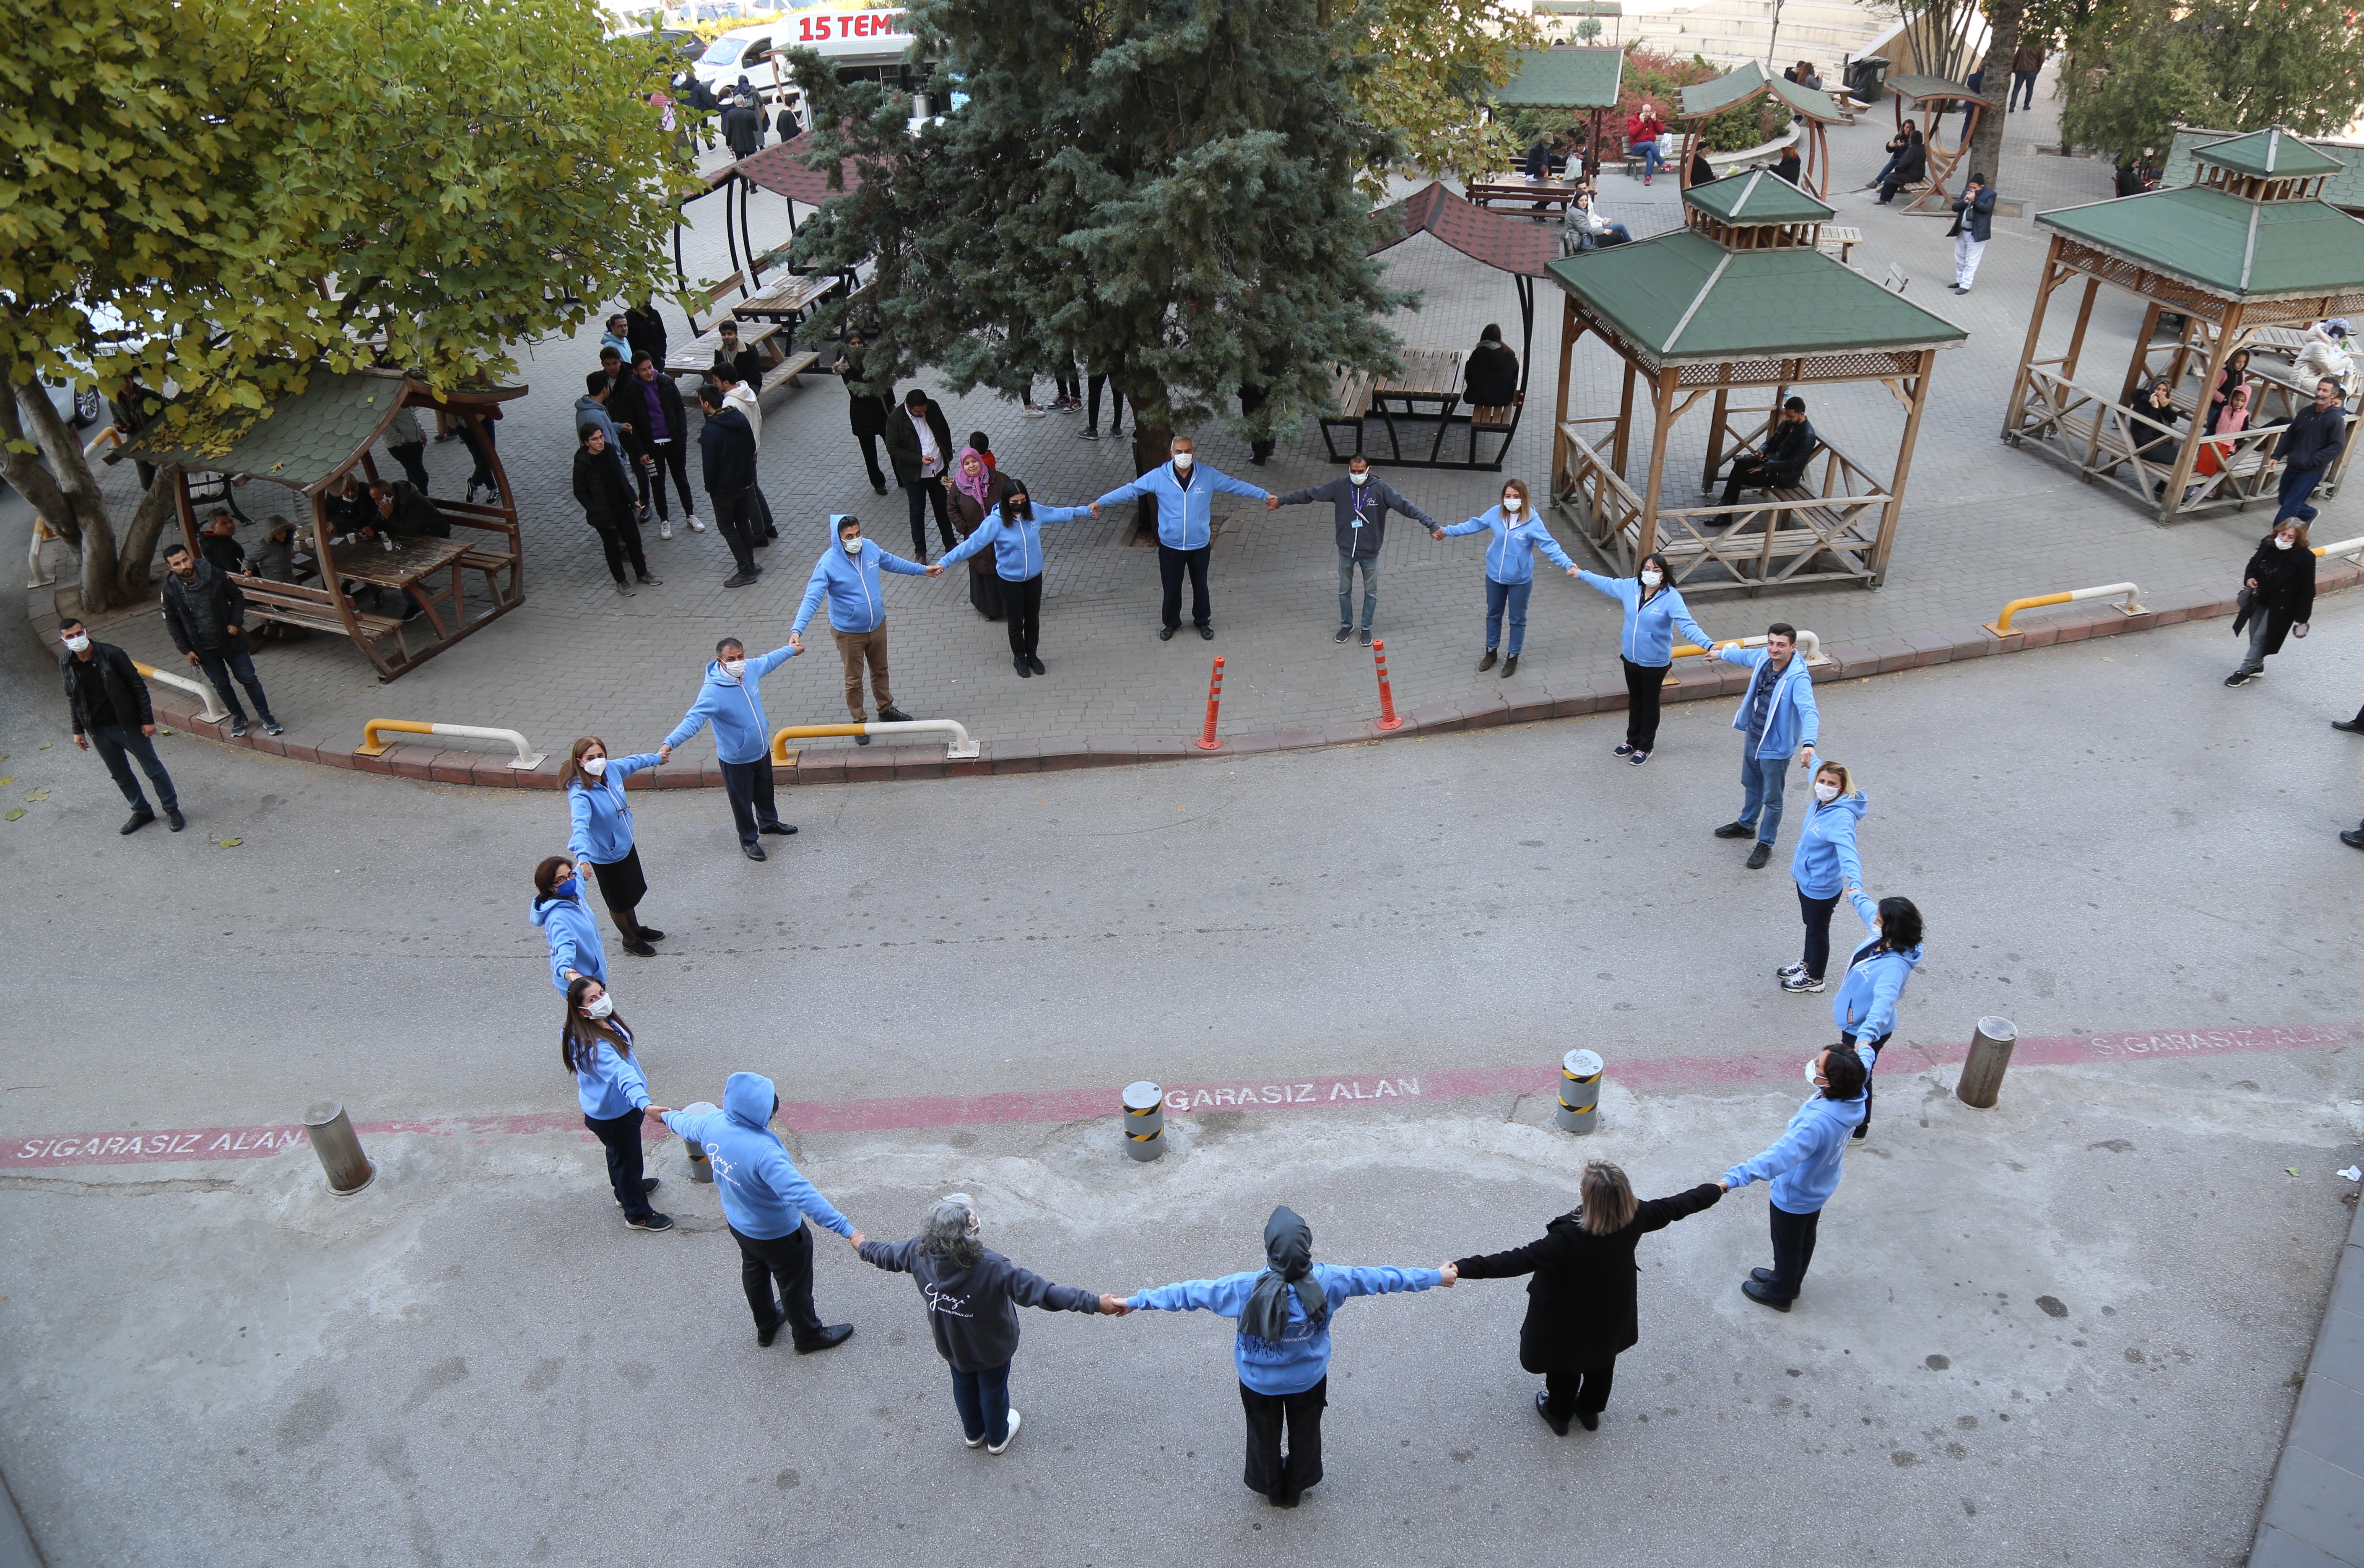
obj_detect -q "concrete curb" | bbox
[34,558,2363,790]
[2246,1187,2364,1568]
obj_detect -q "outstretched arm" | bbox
[1723,1122,1818,1191]
[1127,1272,1255,1316]
[1325,1263,1447,1299]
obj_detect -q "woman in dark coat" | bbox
[1452,1160,1722,1434]
[2226,519,2316,686]
[1464,324,1521,413]
[1875,130,1925,205]
[945,440,1011,620]
[840,328,893,495]
[571,425,653,595]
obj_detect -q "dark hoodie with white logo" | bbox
[857,1238,1098,1371]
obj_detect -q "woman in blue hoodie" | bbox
[562,976,673,1233]
[530,855,606,996]
[1575,550,1713,763]
[1127,1205,1454,1508]
[935,478,1094,678]
[1780,761,1867,996]
[1432,478,1578,678]
[564,737,665,958]
[1831,890,1923,1140]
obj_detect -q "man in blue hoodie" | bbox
[1711,622,1820,868]
[659,636,800,860]
[1089,435,1270,641]
[662,1073,860,1351]
[789,514,935,735]
[1722,1044,1868,1311]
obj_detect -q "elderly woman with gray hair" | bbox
[856,1194,1125,1454]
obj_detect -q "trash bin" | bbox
[1847,55,1889,103]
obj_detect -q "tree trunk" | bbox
[1967,0,2026,192]
[0,377,121,610]
[114,464,183,603]
[1127,386,1174,545]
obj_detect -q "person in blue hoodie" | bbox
[1779,760,1866,995]
[564,736,666,957]
[1431,477,1578,679]
[1723,1043,1868,1311]
[562,976,673,1233]
[661,1071,860,1351]
[1709,622,1821,868]
[1088,435,1270,641]
[1831,890,1922,1140]
[1576,550,1714,762]
[659,636,801,860]
[530,855,606,996]
[936,479,1093,678]
[790,515,935,734]
[1125,1205,1455,1508]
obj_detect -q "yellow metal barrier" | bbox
[1984,582,2143,638]
[355,719,544,769]
[771,719,979,765]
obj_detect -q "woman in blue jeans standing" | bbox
[1434,478,1578,679]
[563,976,673,1232]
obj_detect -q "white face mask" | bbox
[1350,470,1369,485]
[1803,1056,1823,1085]
[584,994,615,1020]
[1639,570,1663,588]
[1172,453,1194,473]
[843,537,862,555]
[721,658,747,681]
[2273,535,2295,550]
[1500,498,1521,515]
[1813,781,1840,803]
[581,756,608,777]
[63,633,90,653]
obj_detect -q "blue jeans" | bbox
[1633,139,1662,177]
[1739,748,1789,846]
[1484,577,1533,655]
[88,724,177,813]
[1337,553,1379,630]
[2276,467,2324,524]
[2010,69,2038,109]
[196,644,274,725]
[951,1360,1012,1446]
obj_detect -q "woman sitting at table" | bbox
[1568,192,1632,250]
[1465,326,1521,419]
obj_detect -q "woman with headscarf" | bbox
[1452,1162,1723,1434]
[857,1193,1128,1455]
[943,438,1012,621]
[2205,349,2252,434]
[1126,1206,1455,1508]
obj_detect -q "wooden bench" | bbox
[687,271,746,335]
[232,575,405,642]
[1318,368,1376,459]
[665,316,786,381]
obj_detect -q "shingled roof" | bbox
[1683,169,1834,226]
[1677,60,1845,125]
[1369,181,1560,278]
[2164,128,2364,210]
[115,372,522,492]
[734,131,862,206]
[1493,46,1625,109]
[2039,182,2364,299]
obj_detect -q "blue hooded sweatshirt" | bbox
[567,753,660,865]
[1576,571,1714,666]
[1723,1087,1867,1213]
[1717,645,1820,759]
[937,501,1094,583]
[1789,790,1867,899]
[530,885,605,995]
[663,646,797,765]
[661,1072,852,1241]
[571,1024,651,1121]
[1094,460,1270,550]
[1440,506,1576,585]
[791,537,927,636]
[1127,1263,1441,1395]
[1832,889,1923,1044]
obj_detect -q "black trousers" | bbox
[1239,1378,1325,1502]
[1842,1031,1890,1136]
[718,756,779,845]
[709,488,759,576]
[1797,885,1841,979]
[641,438,694,518]
[1543,1358,1616,1420]
[389,441,431,493]
[1003,574,1044,659]
[1088,374,1126,434]
[1767,1203,1821,1301]
[903,479,953,559]
[1722,459,1780,506]
[88,723,177,813]
[586,513,649,583]
[1621,657,1668,749]
[584,1108,654,1220]
[854,430,887,489]
[732,1222,825,1340]
[1160,543,1213,630]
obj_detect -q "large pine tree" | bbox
[784,0,1413,478]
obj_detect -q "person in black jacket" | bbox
[1720,397,1818,506]
[838,328,892,493]
[160,543,281,739]
[618,354,696,537]
[2226,519,2317,687]
[1876,134,1927,205]
[1947,171,1997,294]
[696,384,762,588]
[721,91,761,159]
[197,510,247,576]
[1452,1160,1723,1433]
[884,387,957,561]
[1464,323,1520,411]
[712,317,766,395]
[2275,376,2349,527]
[1267,454,1439,644]
[363,480,450,540]
[1769,145,1802,185]
[625,300,668,369]
[573,426,658,595]
[58,617,183,834]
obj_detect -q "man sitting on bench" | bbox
[1722,397,1818,506]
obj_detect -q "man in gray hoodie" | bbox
[1268,454,1437,644]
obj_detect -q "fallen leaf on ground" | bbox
[217,837,243,848]
[37,742,50,750]
[3,809,21,821]
[2288,1167,2304,1177]
[0,777,12,787]
[22,789,48,802]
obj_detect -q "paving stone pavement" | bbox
[20,70,2346,774]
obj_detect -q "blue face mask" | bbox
[556,873,579,896]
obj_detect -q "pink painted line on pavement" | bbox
[12,1020,2359,1171]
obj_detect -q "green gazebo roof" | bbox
[1494,46,1624,109]
[2037,183,2364,299]
[116,371,522,491]
[2190,127,2345,179]
[1677,60,1845,124]
[1683,169,1834,225]
[1885,73,1988,104]
[2164,128,2364,209]
[1544,228,1967,364]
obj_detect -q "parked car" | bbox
[609,23,708,65]
[694,25,795,106]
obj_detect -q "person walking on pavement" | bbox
[1451,1160,1724,1435]
[621,353,695,539]
[1091,435,1272,641]
[1124,1206,1456,1509]
[661,1072,859,1352]
[857,1193,1129,1455]
[562,977,673,1233]
[1831,888,1922,1140]
[885,388,957,561]
[2226,519,2316,687]
[159,543,282,739]
[1433,478,1578,679]
[572,426,657,596]
[1947,171,1996,295]
[695,384,762,588]
[625,299,668,369]
[1576,550,1713,763]
[791,515,936,732]
[658,638,801,859]
[1722,1044,1868,1312]
[1711,623,1821,868]
[944,442,1014,622]
[837,327,893,494]
[1267,453,1438,645]
[531,855,607,995]
[2274,377,2349,528]
[721,90,762,158]
[938,480,1094,678]
[57,617,182,834]
[2009,41,2044,110]
[563,737,667,957]
[1779,761,1866,995]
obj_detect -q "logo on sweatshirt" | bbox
[921,1283,974,1319]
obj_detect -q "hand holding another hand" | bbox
[657,742,672,762]
[1438,1263,1459,1286]
[1098,1293,1131,1316]
[925,563,943,577]
[1265,496,1279,511]
[847,1230,866,1250]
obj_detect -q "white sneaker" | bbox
[1779,973,1826,994]
[659,519,673,540]
[687,516,706,533]
[987,1409,1021,1454]
[963,1428,987,1450]
[1777,961,1808,981]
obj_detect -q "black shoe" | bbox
[795,1324,854,1354]
[1746,843,1772,869]
[759,822,798,836]
[878,706,913,723]
[1501,653,1519,678]
[1026,655,1045,675]
[626,1212,675,1233]
[1198,624,1214,640]
[1751,1267,1779,1285]
[724,571,759,589]
[1576,1410,1599,1432]
[870,480,890,496]
[1334,624,1352,643]
[637,574,662,587]
[121,810,155,836]
[1742,1278,1792,1312]
[2225,672,2255,687]
[855,734,871,745]
[752,534,771,548]
[641,1177,661,1193]
[1358,629,1372,647]
[1478,649,1498,672]
[229,717,249,739]
[636,927,665,941]
[1534,1389,1571,1437]
[743,843,767,861]
[1852,1119,1870,1141]
[2343,829,2364,849]
[1713,821,1753,839]
[1268,1492,1301,1509]
[757,1316,786,1348]
[2333,719,2364,734]
[1616,743,1636,756]
[1080,427,1101,441]
[1015,656,1033,678]
[1158,626,1177,641]
[166,808,186,832]
[622,938,658,957]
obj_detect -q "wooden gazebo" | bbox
[1674,61,1848,199]
[1492,45,1626,176]
[1548,171,1967,592]
[1882,75,1991,215]
[2002,127,2364,521]
[118,371,525,681]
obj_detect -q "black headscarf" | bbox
[1240,1205,1329,1342]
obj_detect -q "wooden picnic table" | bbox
[1369,349,1469,465]
[663,317,787,381]
[1465,179,1581,218]
[733,270,849,325]
[1817,224,1863,263]
[324,534,472,638]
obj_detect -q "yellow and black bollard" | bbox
[1555,1050,1603,1134]
[1122,1082,1166,1162]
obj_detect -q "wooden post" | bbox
[1552,296,1579,505]
[1700,384,1730,493]
[1612,355,1638,475]
[2118,301,2166,407]
[170,469,202,562]
[1871,349,1935,586]
[309,483,393,681]
[2059,277,2101,382]
[2161,303,2242,520]
[1634,368,1677,566]
[1956,1016,2018,1109]
[2001,236,2064,437]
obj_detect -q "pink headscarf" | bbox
[953,447,993,504]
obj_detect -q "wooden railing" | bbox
[2006,366,2326,517]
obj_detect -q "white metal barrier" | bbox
[132,659,230,724]
[772,719,980,763]
[355,719,545,769]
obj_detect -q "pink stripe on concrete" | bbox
[11,1020,2358,1170]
